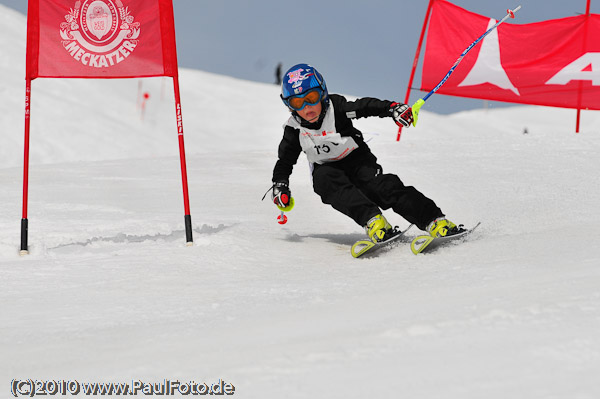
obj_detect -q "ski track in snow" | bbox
[2,5,600,398]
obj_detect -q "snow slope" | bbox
[2,5,600,398]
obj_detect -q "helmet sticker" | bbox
[287,68,314,94]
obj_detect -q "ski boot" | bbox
[365,214,393,243]
[427,218,461,237]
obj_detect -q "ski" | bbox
[410,222,481,255]
[351,224,413,258]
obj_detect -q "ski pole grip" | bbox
[411,99,425,127]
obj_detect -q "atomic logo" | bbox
[60,0,140,68]
[458,18,520,96]
[546,53,600,86]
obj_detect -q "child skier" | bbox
[270,63,458,243]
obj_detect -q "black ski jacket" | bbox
[272,94,394,184]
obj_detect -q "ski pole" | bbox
[411,5,522,126]
[276,197,294,225]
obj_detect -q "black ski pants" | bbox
[312,151,443,231]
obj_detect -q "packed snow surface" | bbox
[1,5,600,398]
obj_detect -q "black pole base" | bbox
[20,218,29,255]
[184,214,193,246]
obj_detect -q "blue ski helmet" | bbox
[280,63,329,109]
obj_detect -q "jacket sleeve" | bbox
[272,125,302,184]
[331,94,394,119]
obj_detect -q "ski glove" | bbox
[391,103,413,128]
[271,182,294,212]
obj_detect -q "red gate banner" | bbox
[21,0,193,254]
[26,0,179,79]
[421,0,600,110]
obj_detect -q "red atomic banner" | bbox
[421,0,600,110]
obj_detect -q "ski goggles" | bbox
[284,88,323,111]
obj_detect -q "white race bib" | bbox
[286,104,358,164]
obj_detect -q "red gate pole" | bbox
[398,0,435,141]
[575,0,592,133]
[172,75,193,245]
[20,79,32,255]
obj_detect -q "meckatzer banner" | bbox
[26,0,179,79]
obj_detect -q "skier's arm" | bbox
[272,125,302,184]
[334,95,413,127]
[332,94,394,119]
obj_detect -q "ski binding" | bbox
[351,224,413,258]
[410,222,481,255]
